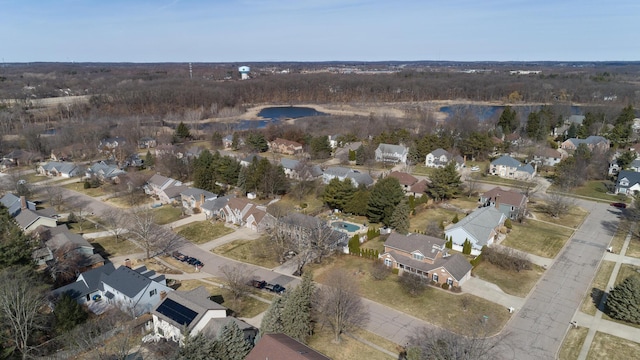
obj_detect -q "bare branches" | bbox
[406,326,504,360]
[219,264,254,301]
[544,192,575,218]
[126,208,184,258]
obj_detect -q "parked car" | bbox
[470,166,480,172]
[172,251,186,261]
[272,284,286,294]
[610,202,627,209]
[251,280,267,289]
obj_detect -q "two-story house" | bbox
[490,155,536,180]
[444,206,506,256]
[479,187,527,220]
[614,170,640,195]
[269,138,304,155]
[220,197,274,232]
[180,188,217,214]
[280,158,323,181]
[15,208,58,233]
[322,166,374,188]
[138,137,157,149]
[0,193,36,217]
[375,143,408,164]
[380,232,472,287]
[85,161,126,183]
[532,147,564,167]
[425,148,464,170]
[560,136,610,152]
[34,224,105,271]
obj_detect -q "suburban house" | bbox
[150,286,257,344]
[201,195,234,220]
[425,148,465,170]
[138,137,157,149]
[614,170,640,195]
[2,149,42,168]
[386,171,427,196]
[50,143,91,162]
[98,136,127,153]
[380,232,472,287]
[444,206,507,256]
[560,136,610,152]
[240,154,264,167]
[0,193,36,217]
[52,264,173,316]
[328,134,339,149]
[38,161,80,178]
[145,174,185,203]
[246,333,330,360]
[322,166,374,188]
[269,138,304,155]
[85,161,126,183]
[180,188,217,214]
[15,209,58,233]
[489,155,536,180]
[276,213,349,254]
[479,187,527,220]
[567,115,586,126]
[33,224,105,271]
[222,134,234,149]
[375,143,408,164]
[220,197,274,232]
[280,158,323,180]
[532,147,564,167]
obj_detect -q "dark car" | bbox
[172,251,186,261]
[251,280,267,289]
[272,284,286,294]
[610,202,627,209]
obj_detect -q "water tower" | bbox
[238,66,250,80]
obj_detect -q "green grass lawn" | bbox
[361,236,385,253]
[409,205,459,234]
[580,260,615,316]
[551,180,622,203]
[178,279,269,318]
[472,261,545,297]
[559,327,589,360]
[307,328,397,360]
[503,222,574,258]
[18,172,48,184]
[528,202,589,229]
[312,255,510,336]
[212,237,281,269]
[448,196,482,211]
[63,182,109,197]
[90,235,142,258]
[152,205,184,225]
[587,332,640,360]
[625,236,640,258]
[175,221,234,244]
[614,264,640,285]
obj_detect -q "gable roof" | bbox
[376,143,408,154]
[481,187,527,207]
[271,138,303,148]
[280,158,300,170]
[534,147,562,159]
[616,170,640,189]
[153,286,227,331]
[102,266,164,298]
[565,136,609,148]
[387,171,418,186]
[430,148,450,158]
[202,195,235,212]
[384,233,446,261]
[163,185,189,199]
[442,253,474,281]
[147,174,178,189]
[14,209,55,230]
[246,333,330,360]
[52,263,116,299]
[491,155,522,168]
[180,187,217,199]
[446,207,505,247]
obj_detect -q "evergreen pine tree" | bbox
[177,332,219,360]
[175,121,191,141]
[462,239,472,255]
[367,177,404,225]
[606,276,640,324]
[144,150,155,168]
[260,295,286,334]
[54,293,88,332]
[217,321,253,360]
[445,236,453,249]
[281,273,314,343]
[390,201,410,234]
[452,214,459,223]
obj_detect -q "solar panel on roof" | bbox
[156,298,198,326]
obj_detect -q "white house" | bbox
[375,143,408,164]
[38,161,80,178]
[614,170,640,195]
[425,148,464,169]
[322,166,374,187]
[444,207,506,256]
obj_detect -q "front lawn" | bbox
[609,220,630,254]
[580,260,615,316]
[177,279,270,318]
[502,222,574,258]
[175,221,234,244]
[528,202,589,229]
[63,182,108,197]
[307,328,397,360]
[90,235,142,258]
[152,205,184,225]
[551,180,622,203]
[558,327,589,360]
[409,205,459,234]
[312,255,510,336]
[587,332,640,360]
[472,261,545,297]
[614,263,640,285]
[625,236,640,259]
[212,237,281,269]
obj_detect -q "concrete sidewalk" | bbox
[164,212,207,229]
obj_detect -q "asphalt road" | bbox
[503,200,619,359]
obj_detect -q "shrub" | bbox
[606,275,640,324]
[452,214,459,224]
[504,218,513,229]
[192,207,201,214]
[470,253,483,267]
[391,268,399,275]
[398,272,427,297]
[370,260,391,280]
[451,286,462,293]
[83,180,91,189]
[482,246,532,272]
[441,283,450,290]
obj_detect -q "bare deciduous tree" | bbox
[43,185,65,210]
[465,174,481,198]
[47,242,87,286]
[102,208,127,242]
[545,192,574,218]
[315,269,368,343]
[405,326,504,360]
[219,263,254,301]
[126,208,184,258]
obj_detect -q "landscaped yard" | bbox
[307,328,396,360]
[177,279,270,318]
[529,202,589,229]
[558,327,589,360]
[580,260,615,316]
[90,235,142,258]
[625,237,640,259]
[472,261,545,297]
[106,194,154,208]
[268,193,326,216]
[212,237,281,269]
[64,219,103,234]
[152,205,184,225]
[361,235,385,253]
[502,222,574,258]
[614,263,640,285]
[312,255,511,336]
[63,182,109,197]
[551,180,622,203]
[175,221,234,244]
[409,205,460,234]
[586,332,640,360]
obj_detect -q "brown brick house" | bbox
[268,138,303,155]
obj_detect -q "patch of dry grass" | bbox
[503,222,574,258]
[580,261,615,316]
[625,237,640,258]
[175,221,234,244]
[529,202,589,229]
[360,235,385,253]
[212,237,281,269]
[177,279,269,318]
[558,327,589,360]
[90,235,142,258]
[409,205,459,234]
[307,327,396,360]
[472,261,545,297]
[586,332,640,360]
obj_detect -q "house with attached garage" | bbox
[444,206,507,256]
[180,188,217,214]
[560,136,610,152]
[145,174,183,197]
[52,264,172,316]
[85,161,126,183]
[0,193,36,217]
[201,195,234,220]
[425,148,465,170]
[33,224,105,271]
[379,232,472,287]
[269,138,304,155]
[220,197,274,232]
[490,155,536,180]
[322,166,374,188]
[280,158,323,180]
[150,286,257,345]
[614,170,640,195]
[386,171,427,197]
[37,161,80,178]
[375,143,408,164]
[479,187,528,220]
[532,147,565,167]
[15,208,58,234]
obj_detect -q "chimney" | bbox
[495,194,501,209]
[124,258,132,269]
[20,196,27,210]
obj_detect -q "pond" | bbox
[194,106,328,131]
[331,221,361,232]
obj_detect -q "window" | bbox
[447,278,454,286]
[384,258,392,267]
[413,253,424,261]
[432,273,439,282]
[150,289,157,297]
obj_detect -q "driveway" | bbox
[504,201,616,359]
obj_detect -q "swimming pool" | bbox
[331,221,360,232]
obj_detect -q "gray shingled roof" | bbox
[52,263,116,299]
[376,143,408,154]
[440,253,473,281]
[101,266,159,298]
[163,185,189,199]
[202,195,235,212]
[180,187,217,199]
[153,286,227,331]
[491,155,523,168]
[446,206,505,247]
[385,233,446,261]
[14,209,44,229]
[616,170,640,190]
[280,158,300,170]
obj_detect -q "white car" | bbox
[470,166,480,172]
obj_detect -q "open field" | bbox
[586,332,640,360]
[558,327,589,360]
[311,255,510,336]
[472,261,545,297]
[175,221,234,244]
[212,237,281,269]
[503,222,574,258]
[580,260,615,316]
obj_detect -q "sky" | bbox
[1,0,638,63]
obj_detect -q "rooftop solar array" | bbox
[156,298,198,326]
